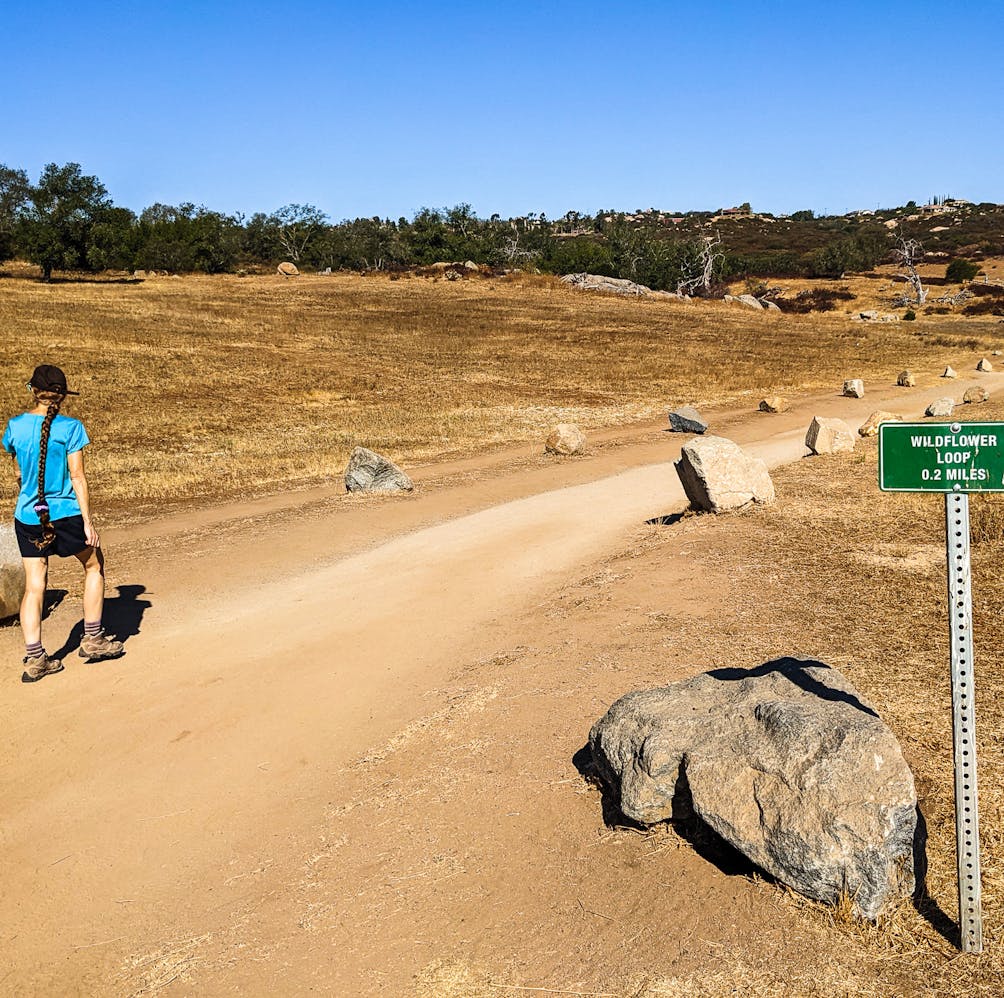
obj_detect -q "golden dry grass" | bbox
[0,266,1000,517]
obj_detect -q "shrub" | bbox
[776,288,856,314]
[946,258,981,283]
[904,309,916,320]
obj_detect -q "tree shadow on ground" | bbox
[51,583,151,661]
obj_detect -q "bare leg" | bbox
[76,546,105,624]
[20,558,48,646]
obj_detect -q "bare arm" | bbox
[67,449,99,548]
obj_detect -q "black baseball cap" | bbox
[28,364,79,396]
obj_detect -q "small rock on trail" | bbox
[545,424,586,455]
[344,446,414,492]
[674,436,774,513]
[842,379,865,398]
[897,370,916,388]
[758,396,788,413]
[668,406,708,434]
[805,416,855,454]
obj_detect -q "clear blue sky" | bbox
[4,1,999,221]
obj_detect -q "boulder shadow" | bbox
[645,512,686,526]
[51,583,151,661]
[572,742,769,881]
[707,656,879,719]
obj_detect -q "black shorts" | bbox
[14,515,90,559]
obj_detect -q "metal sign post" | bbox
[945,490,983,952]
[879,419,1004,953]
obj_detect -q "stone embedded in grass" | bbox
[977,358,994,372]
[942,366,957,379]
[763,300,781,312]
[805,416,855,455]
[758,396,788,413]
[842,379,865,398]
[897,370,916,387]
[859,309,878,320]
[544,424,586,455]
[964,386,989,404]
[859,411,903,437]
[277,261,299,277]
[724,294,764,310]
[588,656,919,919]
[344,446,414,493]
[668,405,708,434]
[925,398,955,417]
[674,436,775,513]
[0,525,25,620]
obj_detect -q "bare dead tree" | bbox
[893,232,928,304]
[677,232,724,296]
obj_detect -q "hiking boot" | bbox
[79,629,125,662]
[21,653,64,684]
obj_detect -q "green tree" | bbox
[268,203,328,264]
[22,163,113,280]
[0,164,30,264]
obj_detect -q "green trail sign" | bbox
[878,421,1004,492]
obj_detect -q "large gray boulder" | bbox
[344,447,414,493]
[675,436,775,513]
[0,525,25,620]
[926,398,955,418]
[589,657,918,919]
[668,405,708,434]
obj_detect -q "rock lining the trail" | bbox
[759,396,788,413]
[926,398,955,417]
[0,525,25,620]
[897,370,916,388]
[545,424,586,455]
[858,411,902,437]
[674,436,775,513]
[964,386,989,404]
[344,447,414,492]
[805,416,855,455]
[589,657,919,919]
[977,358,994,373]
[942,366,957,379]
[668,406,708,434]
[842,379,865,398]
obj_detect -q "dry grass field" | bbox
[1,263,1001,519]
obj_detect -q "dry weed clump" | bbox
[1,270,999,517]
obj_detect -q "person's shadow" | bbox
[52,584,151,661]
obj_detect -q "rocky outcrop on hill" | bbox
[724,294,764,310]
[0,525,25,620]
[675,436,774,513]
[545,424,586,455]
[344,447,414,493]
[589,657,919,919]
[560,273,684,300]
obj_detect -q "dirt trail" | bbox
[1,371,1000,994]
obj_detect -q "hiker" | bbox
[2,365,123,683]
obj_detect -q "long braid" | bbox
[31,393,62,550]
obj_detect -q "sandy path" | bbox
[1,369,999,993]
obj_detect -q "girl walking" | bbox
[3,365,123,682]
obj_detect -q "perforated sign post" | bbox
[879,420,1004,953]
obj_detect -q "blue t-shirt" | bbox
[2,413,90,525]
